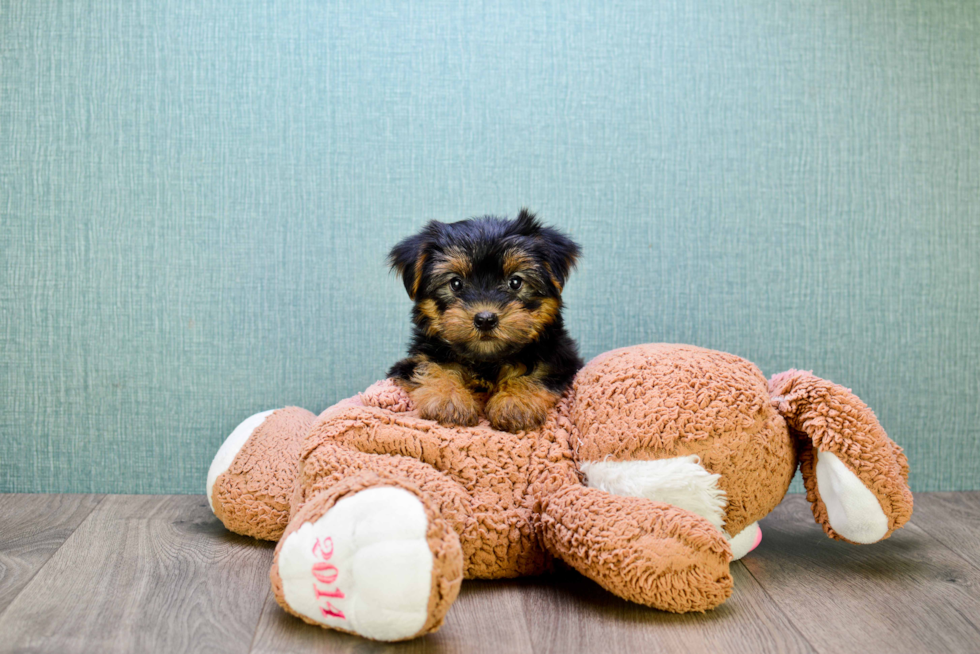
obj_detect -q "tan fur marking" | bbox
[542,262,565,293]
[431,248,472,278]
[439,303,522,356]
[526,297,560,340]
[409,361,481,427]
[410,251,428,299]
[417,299,443,337]
[503,249,533,277]
[486,365,559,432]
[435,298,561,356]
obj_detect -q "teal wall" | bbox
[1,1,978,494]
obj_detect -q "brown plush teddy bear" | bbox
[207,344,912,642]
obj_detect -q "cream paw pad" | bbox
[270,482,464,642]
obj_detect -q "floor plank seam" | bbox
[0,494,107,623]
[734,560,820,654]
[908,517,980,576]
[950,605,980,638]
[246,594,271,654]
[515,586,537,654]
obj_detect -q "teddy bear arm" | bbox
[770,369,913,544]
[301,411,556,579]
[539,484,733,612]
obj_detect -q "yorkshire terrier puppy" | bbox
[387,209,583,433]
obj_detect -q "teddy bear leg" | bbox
[295,436,549,579]
[540,485,733,613]
[770,369,913,544]
[270,472,463,642]
[208,407,317,540]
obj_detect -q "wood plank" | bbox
[521,562,814,654]
[908,492,980,571]
[249,578,535,654]
[2,492,977,653]
[0,495,275,654]
[251,558,813,653]
[0,493,103,615]
[743,494,980,654]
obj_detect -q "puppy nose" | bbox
[473,311,499,332]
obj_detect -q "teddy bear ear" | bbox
[388,222,443,300]
[770,370,913,544]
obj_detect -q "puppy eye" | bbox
[508,276,523,291]
[450,278,463,292]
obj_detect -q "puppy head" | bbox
[388,209,580,360]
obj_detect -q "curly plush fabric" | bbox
[540,485,733,611]
[570,344,797,536]
[295,379,563,579]
[769,369,913,542]
[211,406,315,540]
[209,343,913,641]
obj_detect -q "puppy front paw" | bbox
[403,361,482,427]
[411,387,480,426]
[486,391,551,433]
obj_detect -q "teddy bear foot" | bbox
[271,484,463,642]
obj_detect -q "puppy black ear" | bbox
[387,234,426,300]
[514,207,542,235]
[388,222,441,300]
[540,227,580,292]
[517,209,580,292]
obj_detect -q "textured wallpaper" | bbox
[1,0,977,493]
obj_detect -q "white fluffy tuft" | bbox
[581,456,728,531]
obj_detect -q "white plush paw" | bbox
[815,450,889,544]
[206,410,276,512]
[277,487,434,642]
[727,522,762,560]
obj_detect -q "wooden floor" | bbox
[0,493,978,654]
